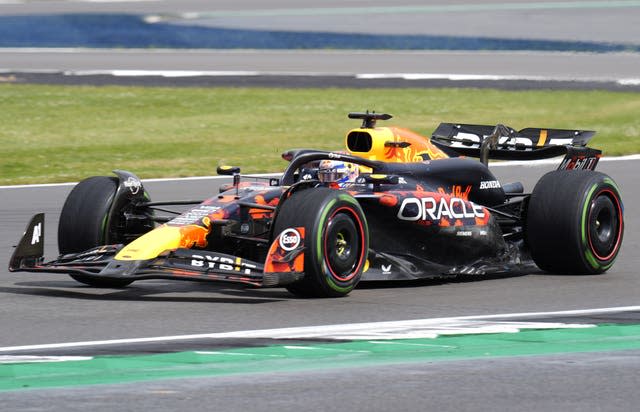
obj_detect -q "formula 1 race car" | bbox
[9,112,624,297]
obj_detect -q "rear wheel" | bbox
[58,176,135,287]
[526,170,623,274]
[273,188,369,298]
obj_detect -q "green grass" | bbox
[1,84,639,185]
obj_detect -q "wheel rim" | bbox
[587,189,623,261]
[323,208,364,282]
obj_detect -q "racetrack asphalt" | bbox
[2,0,640,50]
[1,0,639,410]
[3,49,640,91]
[3,350,640,412]
[2,0,640,90]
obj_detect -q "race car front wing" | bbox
[9,214,304,288]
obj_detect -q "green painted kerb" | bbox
[3,324,640,391]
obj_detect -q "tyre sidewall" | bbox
[58,176,134,287]
[526,170,624,274]
[58,176,119,254]
[307,193,369,296]
[274,188,369,297]
[577,176,624,271]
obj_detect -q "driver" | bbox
[317,159,359,188]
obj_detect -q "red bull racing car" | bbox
[9,112,624,297]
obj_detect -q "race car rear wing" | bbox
[430,123,600,170]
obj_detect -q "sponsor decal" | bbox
[123,176,142,195]
[381,264,392,274]
[190,254,257,275]
[449,132,537,150]
[170,205,221,226]
[31,222,42,245]
[456,231,473,237]
[449,131,587,151]
[559,156,599,171]
[279,228,302,251]
[237,184,274,192]
[479,180,501,190]
[76,254,104,262]
[265,227,305,274]
[397,197,485,222]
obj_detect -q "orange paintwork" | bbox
[115,223,210,261]
[249,194,279,219]
[265,227,305,274]
[379,194,398,207]
[346,126,449,162]
[178,223,209,249]
[438,185,472,201]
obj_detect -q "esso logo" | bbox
[279,228,301,251]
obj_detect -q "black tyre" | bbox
[273,188,369,298]
[526,170,624,274]
[58,176,134,287]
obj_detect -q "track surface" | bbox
[2,0,639,45]
[2,0,640,89]
[2,0,639,410]
[3,50,640,91]
[3,160,638,346]
[4,351,640,412]
[1,159,639,409]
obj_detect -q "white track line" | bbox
[0,173,277,190]
[0,355,93,364]
[0,305,638,353]
[1,67,639,85]
[1,155,637,190]
[357,72,640,86]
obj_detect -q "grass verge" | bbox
[1,84,639,185]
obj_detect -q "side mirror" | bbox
[217,166,240,176]
[217,166,241,196]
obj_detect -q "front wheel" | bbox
[58,176,137,287]
[526,170,624,274]
[273,188,369,298]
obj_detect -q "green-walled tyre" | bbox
[273,188,369,298]
[526,170,624,275]
[58,176,135,287]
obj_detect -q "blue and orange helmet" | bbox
[317,159,359,187]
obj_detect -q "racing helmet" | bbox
[317,159,359,187]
